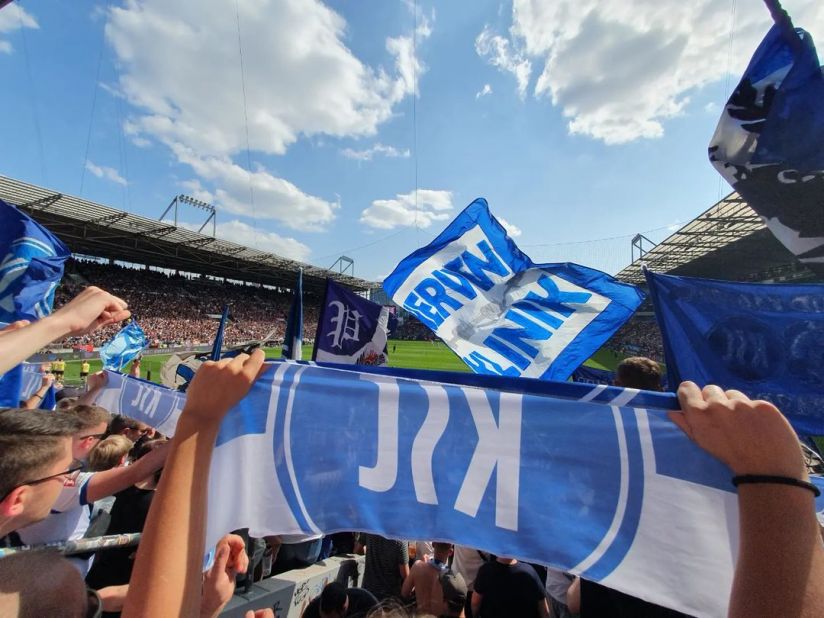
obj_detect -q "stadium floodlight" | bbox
[329,255,354,276]
[631,234,656,264]
[159,194,216,237]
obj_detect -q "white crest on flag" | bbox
[327,300,363,349]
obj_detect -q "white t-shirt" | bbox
[17,472,95,575]
[452,545,487,592]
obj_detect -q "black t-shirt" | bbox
[85,485,154,589]
[581,579,694,618]
[473,560,545,618]
[301,587,378,618]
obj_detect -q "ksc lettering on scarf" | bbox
[95,362,824,617]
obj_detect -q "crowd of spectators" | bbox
[603,315,665,362]
[53,259,321,348]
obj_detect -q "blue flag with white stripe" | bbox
[282,270,303,360]
[210,305,230,361]
[99,321,148,371]
[94,362,824,617]
[383,199,644,380]
[645,270,824,436]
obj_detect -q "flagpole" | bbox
[311,278,331,362]
[763,0,803,53]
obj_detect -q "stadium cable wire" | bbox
[717,0,738,201]
[17,0,48,185]
[235,0,260,248]
[79,4,108,197]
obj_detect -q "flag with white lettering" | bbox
[709,19,824,275]
[94,362,824,617]
[382,199,644,380]
[313,279,397,366]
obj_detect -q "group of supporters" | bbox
[55,259,322,348]
[1,284,823,617]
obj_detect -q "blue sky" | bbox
[1,0,823,281]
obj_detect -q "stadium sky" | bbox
[1,0,823,281]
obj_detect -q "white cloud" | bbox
[497,216,522,237]
[476,83,493,99]
[175,218,311,262]
[479,0,824,144]
[0,3,38,54]
[85,161,128,186]
[341,143,410,161]
[105,0,430,156]
[361,189,453,230]
[105,0,432,231]
[171,145,337,232]
[475,26,532,98]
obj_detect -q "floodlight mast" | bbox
[329,255,355,276]
[159,194,217,237]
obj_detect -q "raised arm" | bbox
[85,441,169,504]
[122,350,267,618]
[0,287,130,376]
[670,382,824,618]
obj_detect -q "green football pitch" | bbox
[58,340,623,385]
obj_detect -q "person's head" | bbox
[0,551,92,617]
[109,414,154,441]
[319,581,348,618]
[0,409,83,536]
[88,434,134,471]
[432,542,453,561]
[440,570,468,617]
[132,438,167,486]
[615,356,662,391]
[65,404,111,461]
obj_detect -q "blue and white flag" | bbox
[99,321,148,371]
[282,270,303,361]
[0,200,68,405]
[709,20,824,275]
[645,270,824,436]
[313,279,397,366]
[94,361,824,617]
[383,199,644,380]
[0,199,69,326]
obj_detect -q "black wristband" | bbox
[732,474,820,497]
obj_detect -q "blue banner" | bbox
[314,279,397,366]
[282,270,303,361]
[645,270,824,436]
[709,23,824,275]
[99,321,148,371]
[382,199,644,381]
[94,361,824,617]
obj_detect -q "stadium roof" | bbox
[0,175,377,294]
[616,192,820,285]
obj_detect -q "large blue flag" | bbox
[95,361,824,617]
[282,270,303,360]
[0,200,69,326]
[0,200,68,406]
[383,199,644,381]
[313,279,397,366]
[645,270,824,436]
[99,321,148,371]
[709,20,824,275]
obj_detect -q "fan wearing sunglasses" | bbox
[0,410,84,541]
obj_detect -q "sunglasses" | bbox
[0,460,84,502]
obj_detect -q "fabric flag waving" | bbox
[313,279,397,366]
[709,19,824,275]
[210,305,230,361]
[99,321,148,371]
[282,269,303,360]
[645,270,824,436]
[0,200,68,406]
[94,361,824,617]
[383,199,644,381]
